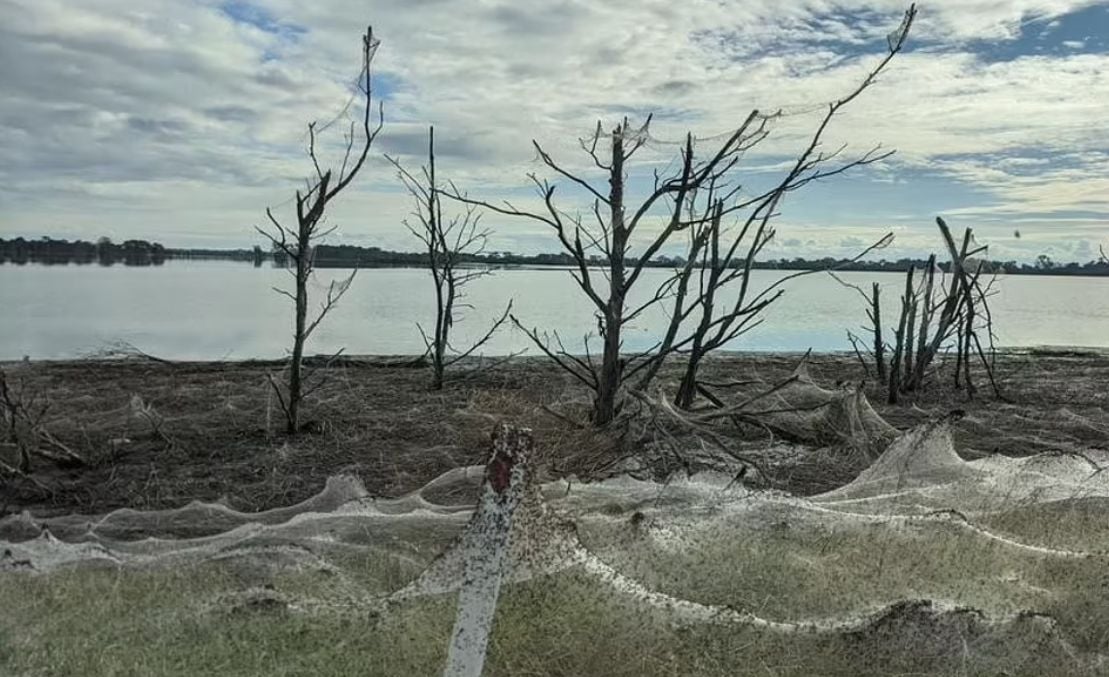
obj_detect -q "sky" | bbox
[2,0,1108,263]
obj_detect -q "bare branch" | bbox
[443,302,513,368]
[304,270,357,341]
[510,316,597,388]
[534,141,610,205]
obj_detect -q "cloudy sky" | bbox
[2,0,1108,262]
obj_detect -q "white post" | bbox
[442,424,531,677]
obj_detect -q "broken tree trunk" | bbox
[871,282,886,385]
[887,267,914,404]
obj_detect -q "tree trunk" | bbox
[431,267,447,390]
[430,126,448,391]
[887,267,914,404]
[594,307,623,425]
[871,282,886,384]
[676,297,713,409]
[288,248,309,434]
[962,301,976,398]
[907,255,936,392]
[675,351,703,409]
[592,125,627,426]
[634,261,695,392]
[675,214,722,410]
[903,296,917,385]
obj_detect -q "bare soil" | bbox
[2,349,1107,518]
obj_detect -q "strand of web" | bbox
[261,36,381,213]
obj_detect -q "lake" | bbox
[2,261,1107,361]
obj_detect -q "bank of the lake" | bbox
[2,350,1106,522]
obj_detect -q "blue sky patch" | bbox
[219,1,306,41]
[958,4,1109,62]
[371,72,402,102]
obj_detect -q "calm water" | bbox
[1,261,1106,360]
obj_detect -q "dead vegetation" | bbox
[387,126,513,390]
[838,217,1003,403]
[255,26,382,434]
[0,364,85,488]
[445,6,915,425]
[1,349,1106,520]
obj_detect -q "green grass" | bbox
[4,469,1108,676]
[579,509,1074,620]
[2,525,1104,677]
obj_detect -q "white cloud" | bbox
[1,0,1107,262]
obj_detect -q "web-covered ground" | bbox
[2,419,1108,676]
[5,351,1108,518]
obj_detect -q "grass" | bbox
[3,478,1108,675]
[1,556,1099,676]
[3,351,1109,675]
[577,494,1109,621]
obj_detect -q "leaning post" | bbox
[442,423,532,677]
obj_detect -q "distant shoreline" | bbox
[3,236,1109,276]
[4,256,1109,278]
[4,345,1106,368]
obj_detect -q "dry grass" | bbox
[1,350,1107,519]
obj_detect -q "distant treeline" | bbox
[273,243,1109,276]
[0,237,254,266]
[0,236,171,266]
[3,236,1108,276]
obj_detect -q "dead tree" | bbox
[636,5,910,408]
[903,218,1001,397]
[645,179,893,409]
[444,118,711,424]
[887,266,915,402]
[445,116,768,424]
[843,218,1002,403]
[832,273,896,382]
[388,127,511,389]
[256,27,382,434]
[0,365,83,476]
[668,213,892,409]
[870,283,887,382]
[447,6,916,425]
[679,11,915,409]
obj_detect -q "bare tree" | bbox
[666,214,892,409]
[445,6,914,424]
[841,218,1002,402]
[0,365,82,475]
[256,26,382,434]
[635,176,893,409]
[446,116,761,424]
[388,127,511,389]
[657,7,916,408]
[902,218,1001,398]
[836,278,887,382]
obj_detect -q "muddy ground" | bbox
[1,349,1107,518]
